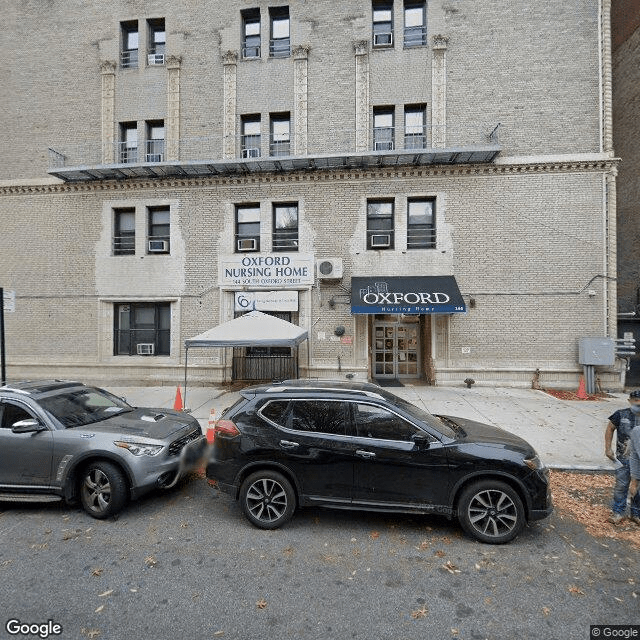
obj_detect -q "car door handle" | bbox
[279,440,300,449]
[356,450,376,459]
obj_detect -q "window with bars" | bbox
[372,0,393,47]
[114,302,170,356]
[121,21,139,68]
[148,206,170,253]
[270,113,291,156]
[147,18,166,63]
[404,1,427,47]
[367,200,394,250]
[145,121,165,162]
[404,105,427,149]
[241,115,261,158]
[273,203,298,251]
[119,122,138,163]
[373,107,395,151]
[113,208,135,255]
[407,198,436,249]
[242,8,261,58]
[236,204,261,252]
[269,6,290,57]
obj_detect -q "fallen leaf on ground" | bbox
[411,605,428,619]
[442,561,461,574]
[256,598,268,609]
[568,585,585,596]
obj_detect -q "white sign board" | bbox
[2,290,15,313]
[235,291,299,312]
[220,253,314,288]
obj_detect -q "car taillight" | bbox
[213,420,240,439]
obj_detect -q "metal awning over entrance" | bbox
[351,276,466,314]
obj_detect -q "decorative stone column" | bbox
[293,45,310,156]
[606,166,618,338]
[354,40,370,152]
[431,35,449,149]
[601,0,613,155]
[166,55,182,161]
[100,61,116,164]
[222,50,238,160]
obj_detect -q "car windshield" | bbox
[378,388,456,439]
[38,387,133,428]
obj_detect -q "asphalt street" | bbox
[0,473,637,640]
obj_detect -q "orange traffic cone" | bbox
[173,386,183,411]
[576,376,588,400]
[206,408,216,444]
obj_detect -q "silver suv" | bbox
[0,380,206,518]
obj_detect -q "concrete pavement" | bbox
[105,382,627,472]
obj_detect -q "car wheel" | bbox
[457,480,525,544]
[239,471,296,529]
[79,461,128,519]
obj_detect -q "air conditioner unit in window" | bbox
[242,148,260,159]
[370,234,391,248]
[137,343,155,355]
[237,238,258,251]
[148,240,169,252]
[146,153,164,162]
[316,258,343,280]
[373,32,393,46]
[148,53,165,65]
[374,141,394,151]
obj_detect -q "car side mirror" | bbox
[11,419,45,434]
[412,434,430,449]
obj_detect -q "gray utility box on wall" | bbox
[578,337,615,366]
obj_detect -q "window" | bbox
[236,204,261,252]
[146,120,165,162]
[113,208,135,255]
[119,122,138,163]
[270,113,291,156]
[0,402,34,430]
[114,302,170,356]
[373,107,394,151]
[242,9,261,58]
[367,200,394,250]
[261,400,348,436]
[241,115,261,158]
[407,198,436,249]
[273,203,298,251]
[121,21,139,68]
[147,18,166,63]
[269,6,290,57]
[372,0,393,47]
[354,403,420,441]
[404,1,426,47]
[404,105,427,149]
[148,206,170,253]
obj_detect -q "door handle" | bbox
[279,440,300,449]
[355,449,376,459]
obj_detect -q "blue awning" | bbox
[351,276,466,314]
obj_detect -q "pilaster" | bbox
[431,35,449,149]
[100,61,116,164]
[222,50,238,160]
[354,41,370,152]
[293,46,310,155]
[166,55,182,161]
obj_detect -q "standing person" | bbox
[605,389,640,524]
[626,423,640,506]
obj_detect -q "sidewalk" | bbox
[105,382,626,472]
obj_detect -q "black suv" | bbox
[206,380,552,544]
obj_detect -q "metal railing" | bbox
[242,45,261,58]
[373,127,394,151]
[407,227,436,250]
[113,234,135,255]
[145,139,165,162]
[272,228,299,251]
[403,25,427,47]
[270,139,291,156]
[118,143,138,164]
[120,50,138,69]
[269,38,290,57]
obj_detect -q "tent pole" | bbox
[183,347,188,411]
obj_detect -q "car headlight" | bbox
[114,441,164,456]
[524,454,544,470]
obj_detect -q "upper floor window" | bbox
[148,206,170,254]
[236,204,261,252]
[270,6,290,57]
[270,113,291,156]
[367,200,394,250]
[372,0,393,47]
[147,18,166,64]
[241,115,261,159]
[113,208,135,255]
[273,203,298,251]
[407,198,436,249]
[119,122,138,163]
[404,1,426,47]
[146,120,165,162]
[373,107,394,151]
[121,21,139,68]
[114,302,170,356]
[404,105,427,149]
[242,8,261,58]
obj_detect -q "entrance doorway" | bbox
[372,317,420,379]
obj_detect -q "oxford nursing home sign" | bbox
[351,276,466,314]
[219,253,315,287]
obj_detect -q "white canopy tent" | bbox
[183,310,309,407]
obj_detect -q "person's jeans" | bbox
[612,460,640,516]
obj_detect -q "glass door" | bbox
[373,321,420,378]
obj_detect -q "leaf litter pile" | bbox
[551,470,639,548]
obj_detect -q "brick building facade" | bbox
[0,0,621,389]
